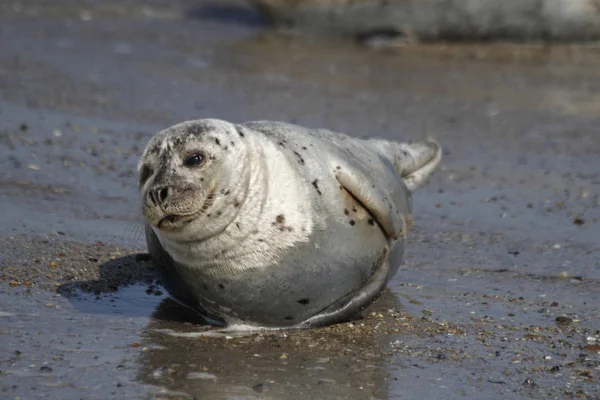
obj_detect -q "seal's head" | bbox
[138,119,251,242]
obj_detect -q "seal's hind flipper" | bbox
[369,138,442,192]
[396,139,442,192]
[297,246,391,329]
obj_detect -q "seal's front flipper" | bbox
[297,246,391,329]
[335,168,403,240]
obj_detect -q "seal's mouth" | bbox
[154,187,216,231]
[158,214,185,229]
[157,213,198,230]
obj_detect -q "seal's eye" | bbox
[184,153,205,167]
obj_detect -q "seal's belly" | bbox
[174,215,403,327]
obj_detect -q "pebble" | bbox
[318,378,336,384]
[555,316,573,327]
[187,372,217,381]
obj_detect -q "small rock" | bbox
[523,378,536,387]
[252,383,267,393]
[555,316,573,327]
[318,378,336,384]
[187,372,217,381]
[573,218,585,226]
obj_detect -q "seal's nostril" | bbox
[148,190,157,205]
[148,187,169,205]
[158,187,170,203]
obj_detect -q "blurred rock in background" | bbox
[249,0,600,42]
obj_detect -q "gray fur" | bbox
[138,119,441,328]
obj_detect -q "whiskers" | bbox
[122,211,146,248]
[198,187,215,216]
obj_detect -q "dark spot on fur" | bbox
[311,179,322,195]
[293,151,305,165]
[352,207,357,213]
[223,146,228,150]
[224,189,230,195]
[187,124,216,137]
[273,214,293,232]
[209,155,216,161]
[207,213,212,217]
[200,178,204,182]
[218,284,225,289]
[336,166,341,170]
[368,219,375,225]
[349,220,355,226]
[235,222,240,229]
[339,185,343,190]
[344,209,349,215]
[237,129,244,138]
[258,238,264,242]
[278,141,285,148]
[302,146,307,150]
[203,284,208,290]
[216,211,222,216]
[284,316,293,320]
[215,138,221,146]
[230,141,235,146]
[402,150,408,156]
[297,298,310,305]
[234,199,240,207]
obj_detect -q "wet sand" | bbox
[1,1,599,399]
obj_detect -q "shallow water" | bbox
[1,0,599,399]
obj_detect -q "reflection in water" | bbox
[134,292,406,399]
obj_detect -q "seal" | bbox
[138,119,441,329]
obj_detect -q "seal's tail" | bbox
[370,138,442,192]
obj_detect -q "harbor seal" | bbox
[138,119,441,329]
